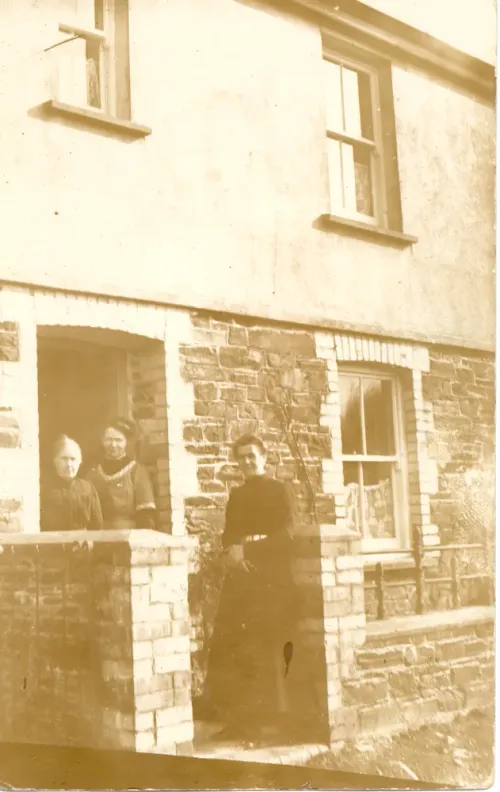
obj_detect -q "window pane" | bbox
[343,462,361,533]
[358,71,374,140]
[324,60,343,132]
[86,40,102,108]
[339,143,374,218]
[340,143,356,213]
[363,377,395,455]
[353,145,374,217]
[327,138,344,214]
[341,67,362,137]
[362,462,396,539]
[340,375,363,454]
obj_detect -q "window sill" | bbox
[317,214,418,248]
[41,100,152,139]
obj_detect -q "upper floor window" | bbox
[58,0,131,119]
[339,369,409,552]
[322,38,403,232]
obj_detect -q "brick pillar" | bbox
[129,530,194,754]
[312,331,367,745]
[319,526,366,744]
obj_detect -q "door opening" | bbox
[37,332,128,482]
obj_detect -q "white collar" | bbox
[96,460,136,482]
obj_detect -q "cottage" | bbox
[0,0,495,756]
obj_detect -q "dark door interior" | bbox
[37,341,123,477]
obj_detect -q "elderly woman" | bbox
[86,417,156,530]
[40,435,103,532]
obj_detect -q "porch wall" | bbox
[0,530,194,755]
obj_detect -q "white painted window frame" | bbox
[323,49,389,228]
[58,0,119,116]
[339,367,410,554]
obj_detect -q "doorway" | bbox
[37,329,128,479]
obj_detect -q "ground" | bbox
[308,708,495,788]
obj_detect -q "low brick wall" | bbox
[342,607,494,739]
[0,530,194,755]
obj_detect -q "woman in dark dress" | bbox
[205,433,298,742]
[86,418,156,530]
[40,435,103,532]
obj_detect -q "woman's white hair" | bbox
[53,435,82,460]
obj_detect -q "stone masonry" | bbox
[348,607,494,737]
[165,309,437,741]
[0,283,494,748]
[364,348,495,620]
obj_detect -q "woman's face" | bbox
[54,442,81,480]
[236,443,266,480]
[102,427,128,460]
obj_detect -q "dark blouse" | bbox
[40,476,103,532]
[222,475,295,549]
[86,457,156,530]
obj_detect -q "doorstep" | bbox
[193,720,329,766]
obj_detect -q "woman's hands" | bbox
[223,543,255,573]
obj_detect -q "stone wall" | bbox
[344,608,494,738]
[0,530,193,755]
[423,349,495,546]
[177,313,338,698]
[363,349,495,621]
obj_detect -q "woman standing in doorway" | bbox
[40,435,103,532]
[86,418,157,530]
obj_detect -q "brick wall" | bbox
[344,608,494,739]
[0,530,193,755]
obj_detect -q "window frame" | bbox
[338,366,410,553]
[322,33,403,234]
[58,0,130,121]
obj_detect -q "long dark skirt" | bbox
[204,558,297,726]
